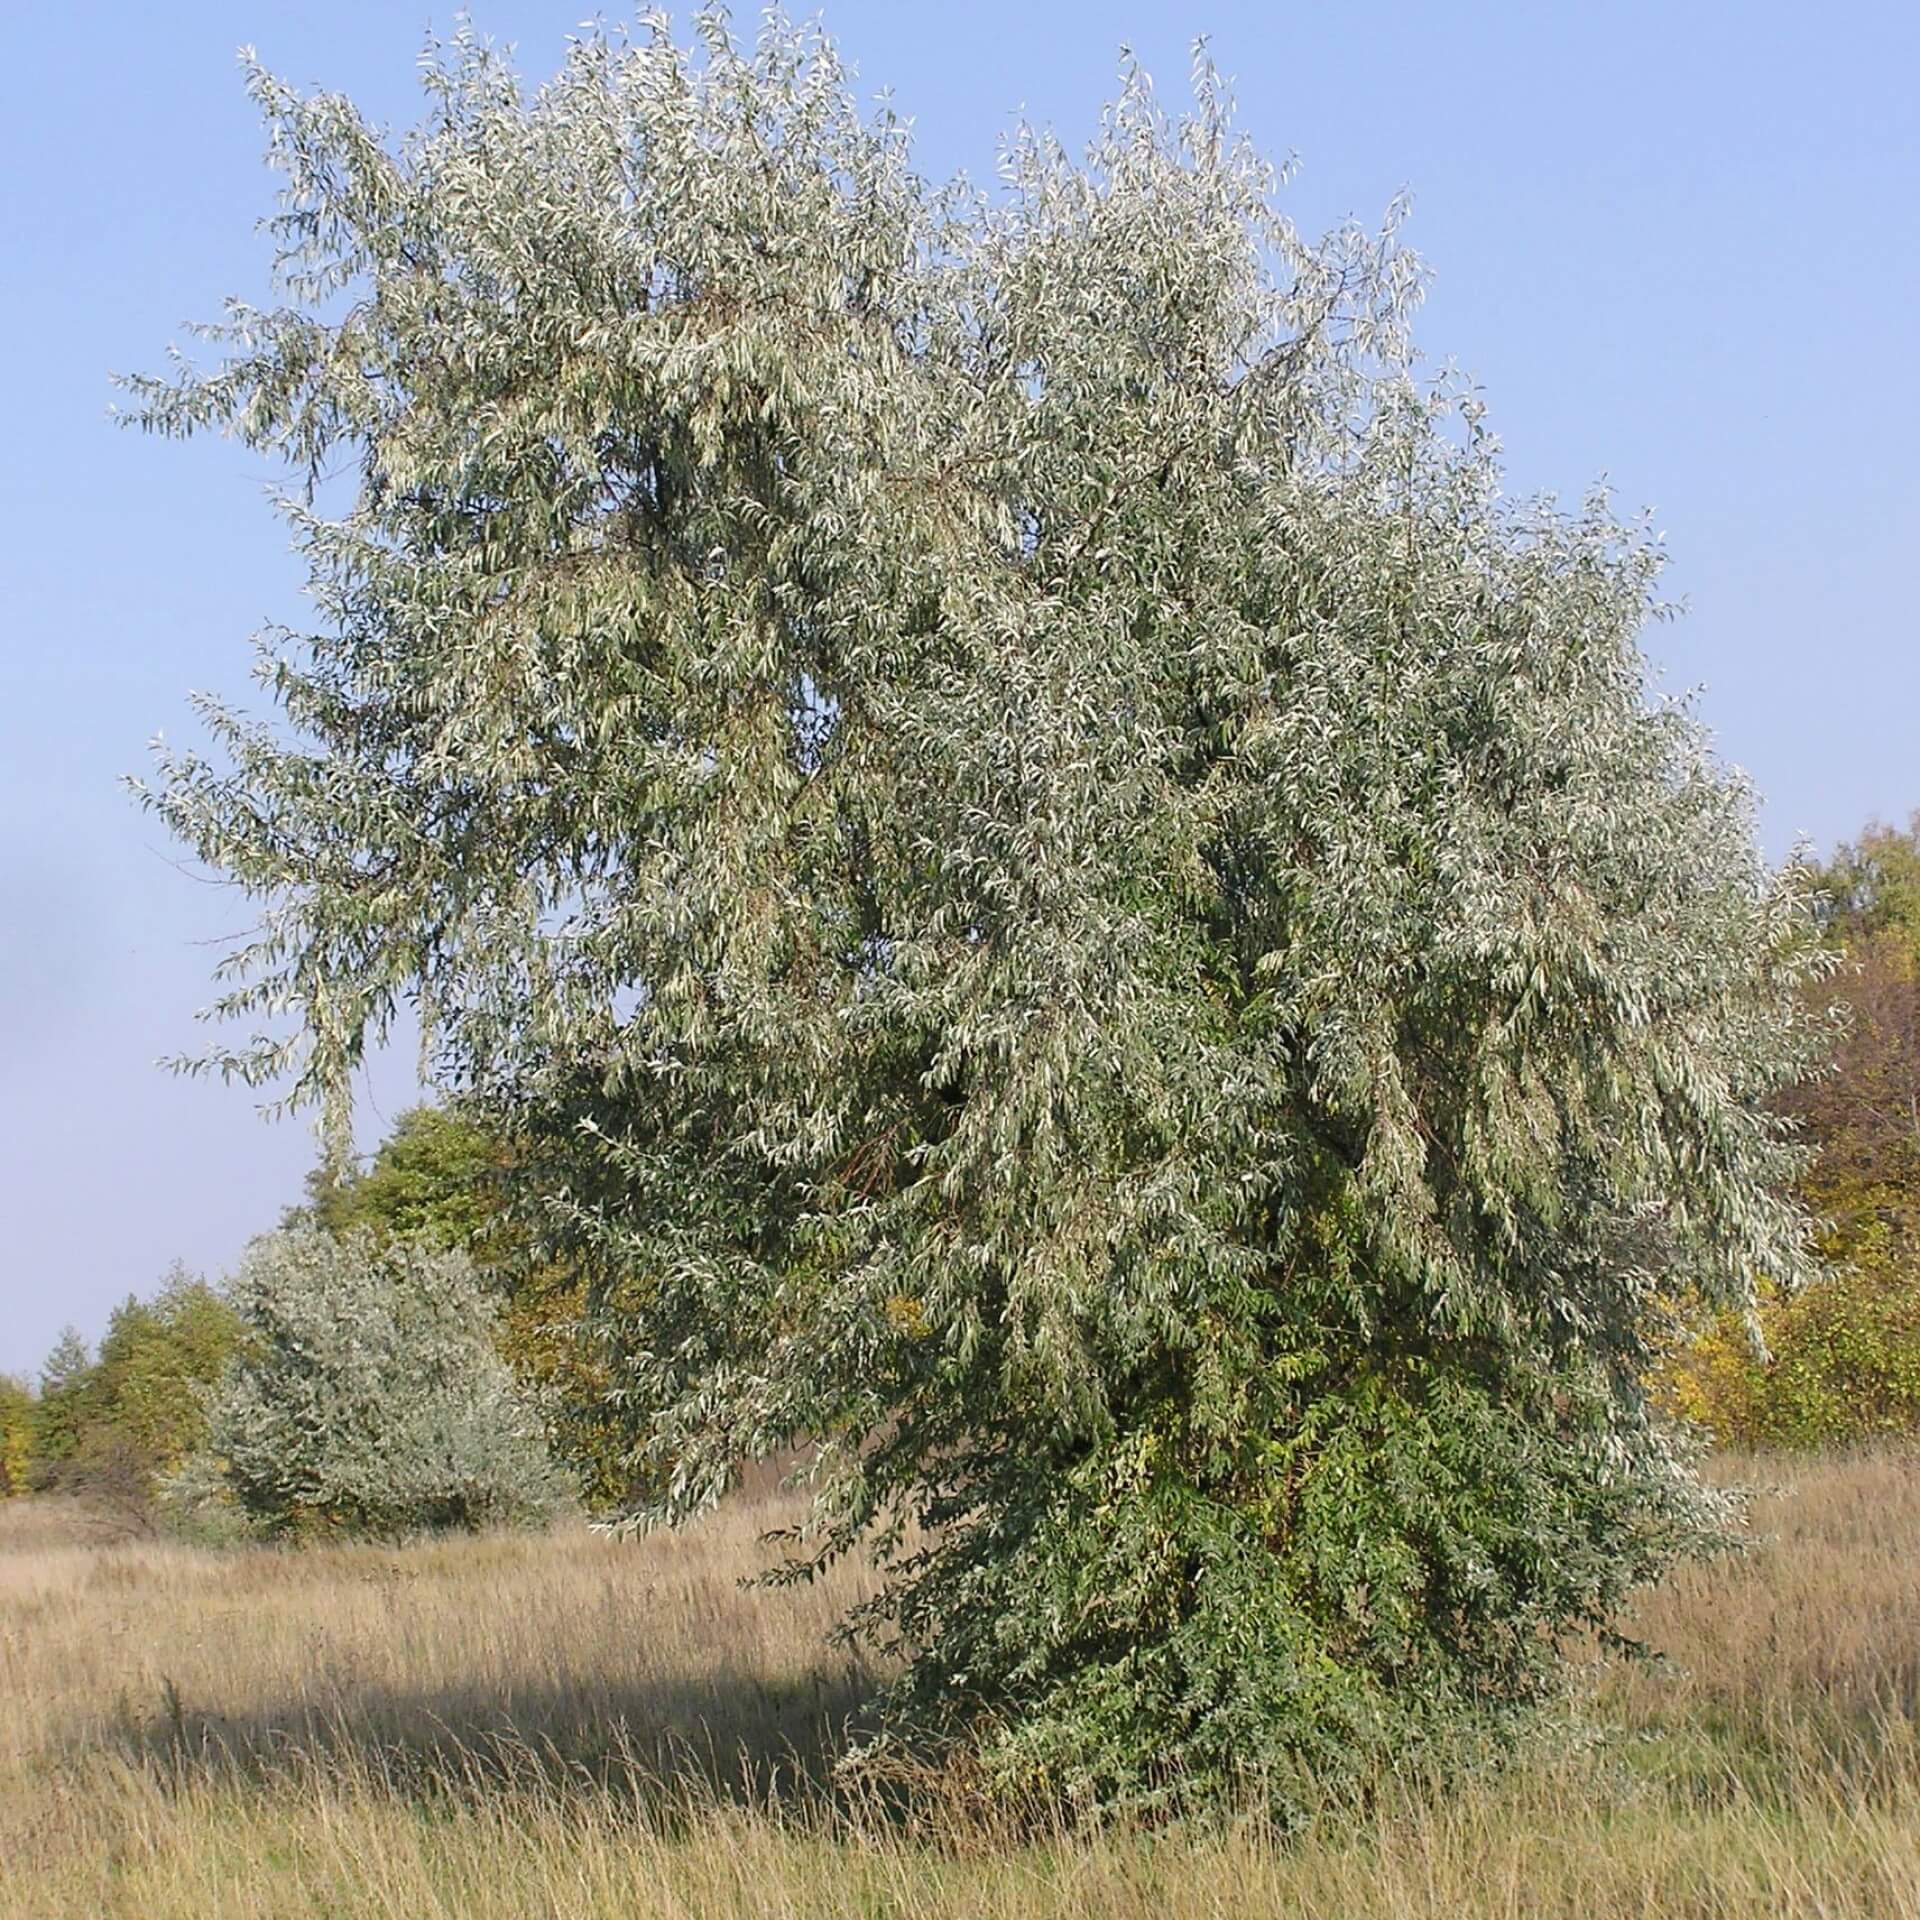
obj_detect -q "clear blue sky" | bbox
[2,2,1915,1375]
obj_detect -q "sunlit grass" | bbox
[2,1450,1916,1917]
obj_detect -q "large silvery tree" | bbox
[128,13,1824,1809]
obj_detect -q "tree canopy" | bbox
[127,12,1825,1811]
[89,1268,241,1476]
[32,1327,97,1474]
[16,1277,239,1518]
[1808,813,1920,950]
[295,1105,514,1251]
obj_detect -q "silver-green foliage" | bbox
[192,1229,565,1539]
[127,12,1825,1806]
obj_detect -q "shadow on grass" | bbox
[90,1659,887,1822]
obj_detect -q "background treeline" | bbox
[0,1109,625,1532]
[1,1269,237,1519]
[1663,813,1920,1442]
[7,815,1919,1530]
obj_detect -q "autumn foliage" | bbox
[1661,817,1920,1443]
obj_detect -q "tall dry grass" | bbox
[2,1450,1916,1918]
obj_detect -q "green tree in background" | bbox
[1809,812,1920,947]
[32,1327,95,1477]
[88,1268,241,1475]
[0,1376,34,1498]
[23,1276,240,1518]
[128,15,1825,1813]
[294,1106,513,1251]
[1801,817,1920,1262]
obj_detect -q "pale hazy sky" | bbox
[3,0,1916,1374]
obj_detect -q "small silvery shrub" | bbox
[187,1228,567,1540]
[155,1445,257,1547]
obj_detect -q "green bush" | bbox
[1666,1259,1920,1449]
[1759,1258,1920,1445]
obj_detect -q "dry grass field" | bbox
[2,1449,1916,1918]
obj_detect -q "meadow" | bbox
[2,1449,1916,1919]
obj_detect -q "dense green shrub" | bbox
[1753,1259,1920,1445]
[180,1228,568,1541]
[1660,1263,1920,1448]
[130,14,1823,1813]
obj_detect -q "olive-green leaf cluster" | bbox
[0,1375,34,1499]
[15,1280,240,1519]
[126,12,1825,1812]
